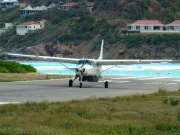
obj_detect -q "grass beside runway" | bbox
[0,90,179,135]
[0,73,71,82]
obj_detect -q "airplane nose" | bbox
[79,68,85,72]
[76,69,78,72]
[76,68,85,73]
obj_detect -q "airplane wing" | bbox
[139,59,173,63]
[95,40,174,65]
[7,53,174,65]
[95,59,173,65]
[6,53,79,64]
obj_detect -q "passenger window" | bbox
[77,60,84,65]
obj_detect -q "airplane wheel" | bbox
[69,79,73,87]
[105,81,108,88]
[80,83,82,88]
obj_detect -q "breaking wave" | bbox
[103,63,180,71]
[19,61,180,77]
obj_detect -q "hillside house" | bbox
[127,20,180,33]
[19,5,47,16]
[47,3,56,9]
[86,2,94,14]
[0,23,12,35]
[166,20,180,31]
[0,0,19,10]
[128,20,163,31]
[59,2,77,10]
[16,19,46,35]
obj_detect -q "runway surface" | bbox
[0,75,179,104]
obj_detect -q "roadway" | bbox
[0,75,179,104]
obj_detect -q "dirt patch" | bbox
[0,73,72,82]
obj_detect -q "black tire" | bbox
[105,81,108,88]
[80,83,82,88]
[69,79,73,87]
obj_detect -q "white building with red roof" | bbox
[128,20,164,32]
[59,2,78,11]
[0,23,13,35]
[128,20,180,33]
[166,20,180,31]
[16,19,46,35]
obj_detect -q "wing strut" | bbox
[59,62,76,72]
[101,65,117,73]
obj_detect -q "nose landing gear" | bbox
[69,76,108,88]
[68,75,83,88]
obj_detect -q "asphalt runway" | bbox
[0,75,180,104]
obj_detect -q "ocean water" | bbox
[19,61,180,77]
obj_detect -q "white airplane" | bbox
[7,40,173,88]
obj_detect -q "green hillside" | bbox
[0,0,180,59]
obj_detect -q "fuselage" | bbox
[75,59,101,82]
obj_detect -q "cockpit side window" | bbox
[77,60,85,65]
[85,60,95,66]
[91,61,95,66]
[85,60,90,65]
[77,60,95,66]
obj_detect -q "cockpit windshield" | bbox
[77,60,95,66]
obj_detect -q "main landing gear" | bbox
[69,75,78,87]
[68,77,109,88]
[104,81,108,88]
[80,82,82,88]
[69,79,73,87]
[99,76,108,88]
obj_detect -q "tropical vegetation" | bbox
[0,0,180,56]
[0,60,37,73]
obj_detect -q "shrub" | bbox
[0,67,9,73]
[163,98,168,104]
[170,98,179,106]
[158,87,168,93]
[177,112,180,121]
[155,123,179,131]
[0,60,37,73]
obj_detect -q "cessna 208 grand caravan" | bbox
[7,40,173,88]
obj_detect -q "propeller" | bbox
[77,60,87,82]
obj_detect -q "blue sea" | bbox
[19,61,180,77]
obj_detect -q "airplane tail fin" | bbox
[98,40,104,60]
